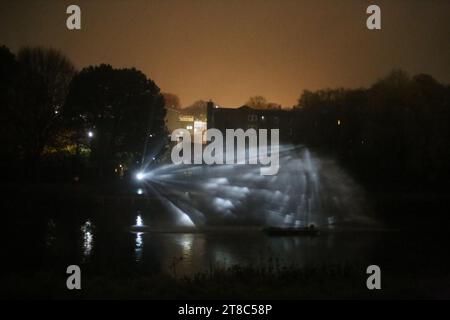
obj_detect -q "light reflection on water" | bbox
[135,232,144,261]
[164,231,378,275]
[41,214,380,276]
[176,234,194,258]
[81,220,94,261]
[136,215,144,227]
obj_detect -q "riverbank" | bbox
[2,261,449,299]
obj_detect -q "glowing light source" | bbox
[136,172,145,180]
[87,131,94,138]
[337,120,341,126]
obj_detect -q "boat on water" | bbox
[263,226,320,236]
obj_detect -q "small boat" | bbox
[263,226,320,236]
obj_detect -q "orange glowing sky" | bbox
[1,0,449,107]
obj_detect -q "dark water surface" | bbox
[3,198,450,299]
[5,203,448,279]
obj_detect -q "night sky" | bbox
[1,0,449,107]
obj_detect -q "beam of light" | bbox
[136,172,145,180]
[213,197,235,215]
[137,144,375,229]
[167,201,196,227]
[136,170,155,181]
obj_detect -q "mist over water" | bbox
[5,145,380,277]
[139,145,373,229]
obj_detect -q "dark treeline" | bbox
[293,70,450,191]
[0,45,166,182]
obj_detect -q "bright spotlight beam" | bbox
[136,172,145,181]
[135,171,154,181]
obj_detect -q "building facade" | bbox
[166,107,207,143]
[206,101,294,142]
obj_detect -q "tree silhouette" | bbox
[184,100,208,120]
[246,95,280,109]
[246,95,268,109]
[1,46,76,178]
[294,70,450,189]
[162,92,181,109]
[0,45,19,166]
[64,64,166,178]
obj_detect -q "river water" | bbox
[5,208,394,276]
